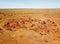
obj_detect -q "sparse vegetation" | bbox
[0,9,60,25]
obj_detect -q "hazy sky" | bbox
[0,0,60,8]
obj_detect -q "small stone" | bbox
[45,40,48,42]
[0,28,2,30]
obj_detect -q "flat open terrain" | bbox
[0,9,60,25]
[0,9,60,44]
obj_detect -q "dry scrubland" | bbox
[0,9,60,44]
[0,9,60,25]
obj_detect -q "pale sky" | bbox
[0,0,60,8]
